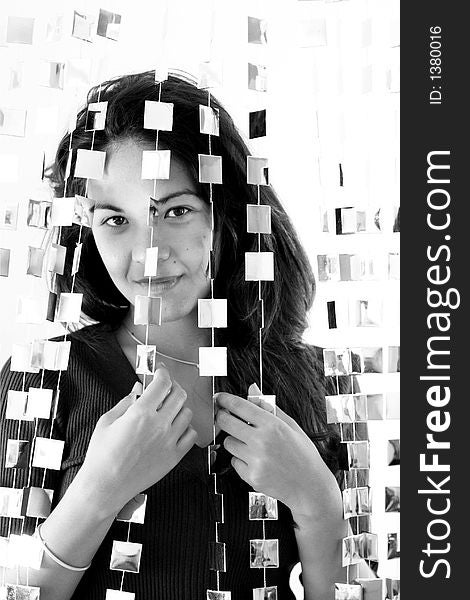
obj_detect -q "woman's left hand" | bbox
[214,384,342,523]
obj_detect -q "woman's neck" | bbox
[120,307,211,364]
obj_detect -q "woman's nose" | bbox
[150,222,171,261]
[130,225,152,264]
[157,244,171,261]
[131,245,146,263]
[131,242,171,263]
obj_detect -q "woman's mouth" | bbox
[135,275,182,291]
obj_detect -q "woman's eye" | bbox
[166,206,192,218]
[103,215,128,227]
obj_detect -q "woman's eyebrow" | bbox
[91,202,124,213]
[149,189,201,206]
[91,189,200,212]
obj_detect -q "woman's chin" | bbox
[159,303,197,324]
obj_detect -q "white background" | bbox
[0,0,400,584]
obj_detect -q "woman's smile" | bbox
[135,275,183,293]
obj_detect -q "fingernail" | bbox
[129,381,143,402]
[131,381,143,396]
[156,361,167,369]
[248,382,262,395]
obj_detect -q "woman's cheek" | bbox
[94,236,126,282]
[195,236,212,276]
[179,231,209,262]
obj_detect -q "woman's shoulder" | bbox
[0,321,116,393]
[49,320,116,347]
[288,342,326,378]
[48,321,123,368]
[283,340,324,360]
[301,342,325,361]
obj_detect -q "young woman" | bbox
[0,71,348,600]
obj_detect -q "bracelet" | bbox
[35,523,92,572]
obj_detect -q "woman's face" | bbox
[88,139,212,323]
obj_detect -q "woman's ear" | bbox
[204,253,210,279]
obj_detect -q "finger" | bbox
[214,392,267,427]
[247,395,275,415]
[135,365,172,410]
[248,382,261,396]
[216,408,254,443]
[223,435,251,463]
[158,380,188,422]
[230,456,250,481]
[131,381,144,396]
[272,405,304,434]
[246,382,302,432]
[246,383,276,414]
[176,424,198,451]
[104,382,143,421]
[169,406,193,439]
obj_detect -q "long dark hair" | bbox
[47,71,341,477]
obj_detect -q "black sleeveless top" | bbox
[0,323,300,599]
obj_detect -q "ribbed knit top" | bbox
[0,323,300,599]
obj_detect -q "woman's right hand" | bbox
[79,364,197,516]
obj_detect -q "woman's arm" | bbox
[214,390,375,598]
[293,505,378,600]
[3,465,118,600]
[292,499,348,600]
[2,366,197,599]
